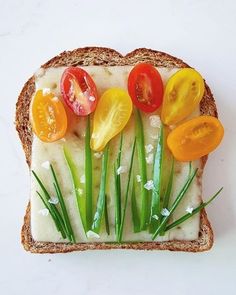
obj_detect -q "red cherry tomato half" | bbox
[60,67,98,116]
[128,63,164,113]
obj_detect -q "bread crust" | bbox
[16,47,217,253]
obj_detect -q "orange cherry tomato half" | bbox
[128,63,164,113]
[30,90,67,142]
[60,67,98,116]
[167,116,224,162]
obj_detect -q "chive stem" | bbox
[63,146,87,234]
[135,109,149,230]
[150,124,164,233]
[92,145,109,233]
[118,138,136,242]
[165,187,223,232]
[50,164,76,243]
[152,168,198,240]
[85,116,93,230]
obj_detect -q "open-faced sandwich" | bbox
[16,47,224,253]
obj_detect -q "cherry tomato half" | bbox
[161,68,205,126]
[167,116,224,162]
[91,88,133,151]
[60,67,98,116]
[30,90,67,142]
[128,63,164,113]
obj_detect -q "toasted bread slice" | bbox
[16,47,217,253]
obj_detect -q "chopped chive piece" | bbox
[150,124,164,233]
[159,157,174,236]
[92,145,109,234]
[118,138,136,242]
[152,168,198,240]
[165,187,223,232]
[63,146,87,234]
[32,171,67,237]
[188,161,192,177]
[135,109,149,230]
[85,116,93,230]
[131,179,141,233]
[162,157,174,210]
[50,164,76,243]
[114,133,123,239]
[104,194,110,235]
[36,191,66,238]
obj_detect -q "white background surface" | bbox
[0,0,235,294]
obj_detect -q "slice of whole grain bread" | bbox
[16,47,217,253]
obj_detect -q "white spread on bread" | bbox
[31,66,201,243]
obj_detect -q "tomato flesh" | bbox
[60,67,98,116]
[91,88,133,151]
[30,90,67,142]
[128,63,164,113]
[161,68,205,126]
[167,116,224,161]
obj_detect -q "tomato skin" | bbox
[60,67,98,116]
[91,88,133,151]
[30,90,67,142]
[161,68,205,126]
[128,63,164,113]
[167,116,224,162]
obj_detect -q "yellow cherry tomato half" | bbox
[91,88,133,151]
[167,116,224,162]
[30,90,67,142]
[161,68,205,126]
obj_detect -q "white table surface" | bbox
[1,0,236,294]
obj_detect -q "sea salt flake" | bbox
[161,208,170,217]
[144,180,154,190]
[186,207,194,214]
[94,152,103,159]
[48,196,59,205]
[80,174,85,183]
[86,230,100,239]
[60,137,66,142]
[146,153,154,164]
[136,175,142,183]
[41,161,50,170]
[149,115,161,128]
[152,214,159,220]
[76,188,83,196]
[117,166,127,175]
[150,134,158,139]
[38,208,49,216]
[52,96,59,102]
[42,88,51,96]
[89,96,95,101]
[145,144,154,153]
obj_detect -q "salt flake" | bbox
[161,208,170,217]
[117,166,127,175]
[149,115,161,128]
[144,180,154,190]
[146,153,154,164]
[41,161,50,170]
[136,175,142,183]
[94,152,103,159]
[186,207,194,214]
[86,230,100,239]
[42,88,51,96]
[38,208,49,216]
[145,144,154,153]
[48,196,59,205]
